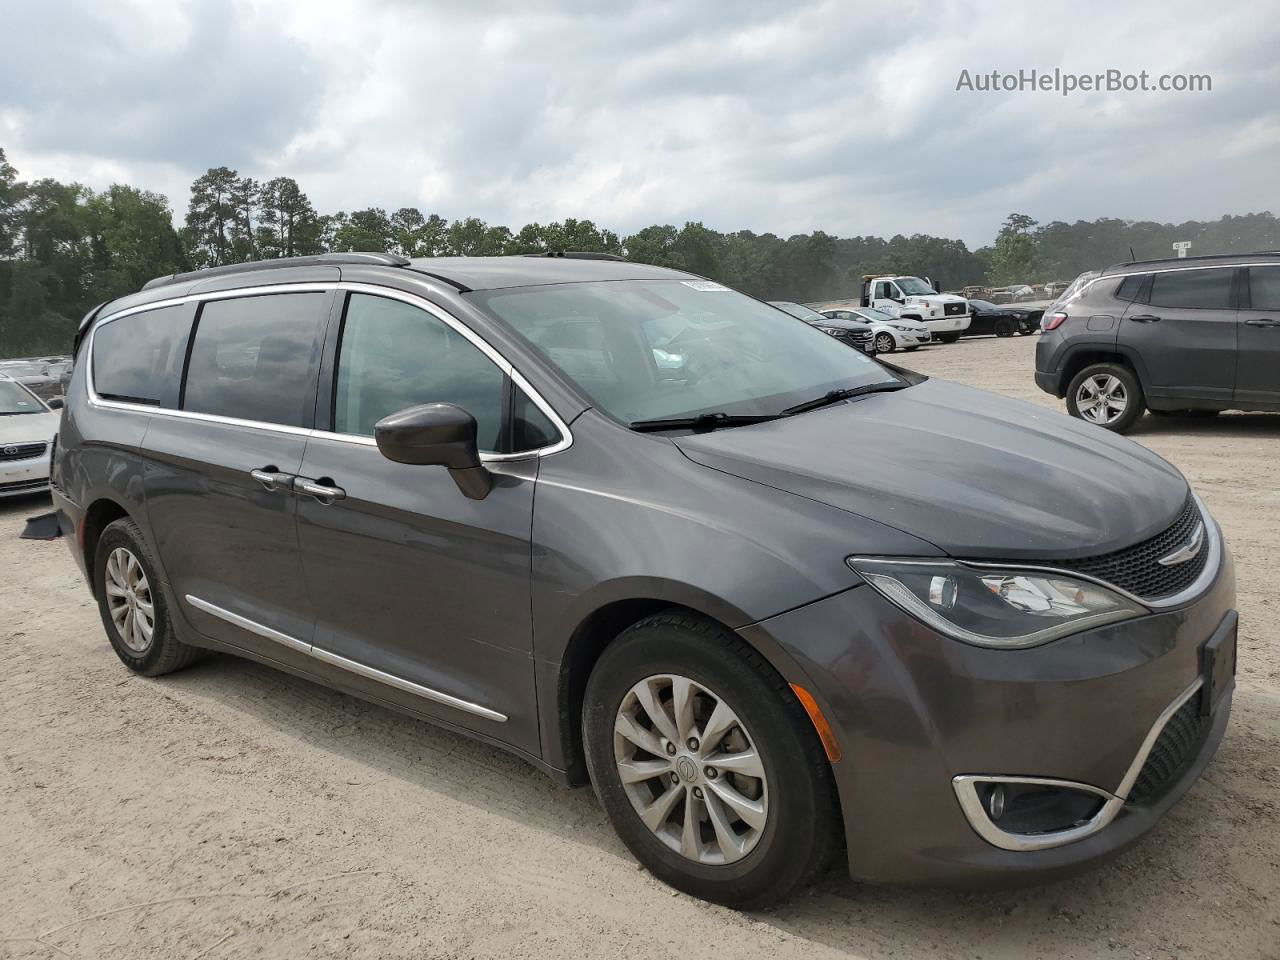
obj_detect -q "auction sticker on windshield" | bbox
[681,280,730,291]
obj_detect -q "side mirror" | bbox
[374,402,492,500]
[46,397,64,410]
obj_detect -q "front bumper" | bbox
[739,519,1236,885]
[0,456,51,498]
[922,315,971,333]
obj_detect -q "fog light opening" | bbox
[987,784,1006,821]
[976,781,1105,836]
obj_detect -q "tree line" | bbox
[3,149,1278,356]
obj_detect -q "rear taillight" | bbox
[1042,311,1068,331]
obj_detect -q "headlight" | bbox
[891,324,912,331]
[816,326,844,337]
[846,558,1146,648]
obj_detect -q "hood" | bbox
[0,411,59,445]
[674,379,1188,560]
[811,315,869,332]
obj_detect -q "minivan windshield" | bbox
[472,279,901,425]
[0,379,44,415]
[895,277,937,296]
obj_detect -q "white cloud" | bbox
[3,0,1278,246]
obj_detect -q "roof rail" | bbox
[1112,250,1280,268]
[518,251,627,261]
[142,252,411,291]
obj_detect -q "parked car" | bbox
[0,373,61,498]
[810,303,932,353]
[768,301,876,354]
[1043,280,1074,299]
[1035,253,1280,432]
[0,357,69,402]
[965,299,1043,338]
[55,252,1236,908]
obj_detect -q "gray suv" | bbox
[1035,253,1280,432]
[51,253,1236,907]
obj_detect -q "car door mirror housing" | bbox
[374,402,492,500]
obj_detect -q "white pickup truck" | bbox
[859,275,971,343]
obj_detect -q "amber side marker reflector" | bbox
[790,683,842,762]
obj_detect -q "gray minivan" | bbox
[52,253,1236,907]
[1035,253,1280,432]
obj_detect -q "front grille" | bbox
[1037,495,1208,600]
[0,441,47,462]
[0,477,50,493]
[945,302,967,315]
[1128,693,1209,804]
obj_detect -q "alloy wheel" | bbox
[874,333,895,353]
[613,674,769,865]
[105,547,155,653]
[1076,374,1128,425]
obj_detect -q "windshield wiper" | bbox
[629,412,779,433]
[779,381,908,416]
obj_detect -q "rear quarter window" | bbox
[92,303,194,408]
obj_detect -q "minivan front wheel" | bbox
[1067,363,1145,433]
[94,518,202,676]
[583,612,838,908]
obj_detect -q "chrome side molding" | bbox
[183,594,507,723]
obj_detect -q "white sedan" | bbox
[814,306,933,354]
[0,374,61,498]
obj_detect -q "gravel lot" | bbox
[2,334,1278,960]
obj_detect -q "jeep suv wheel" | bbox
[1066,363,1145,433]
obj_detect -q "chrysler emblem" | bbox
[1158,522,1205,566]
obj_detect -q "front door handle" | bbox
[1244,317,1280,327]
[1128,314,1162,323]
[295,478,347,503]
[250,467,294,492]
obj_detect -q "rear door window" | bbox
[1147,268,1234,309]
[93,303,194,408]
[1248,267,1280,310]
[182,293,329,427]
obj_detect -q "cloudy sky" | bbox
[3,0,1278,246]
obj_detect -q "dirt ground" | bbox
[2,334,1278,960]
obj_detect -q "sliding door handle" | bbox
[295,478,347,503]
[250,467,294,492]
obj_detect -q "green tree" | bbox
[332,207,394,252]
[987,213,1039,285]
[258,177,322,258]
[184,166,240,267]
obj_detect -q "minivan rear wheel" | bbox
[1067,363,1145,433]
[94,518,202,676]
[583,612,839,908]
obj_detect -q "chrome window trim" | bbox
[85,281,574,460]
[184,594,507,723]
[953,676,1204,852]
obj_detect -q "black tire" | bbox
[938,332,960,344]
[873,332,896,354]
[1065,362,1146,434]
[994,319,1015,338]
[583,611,839,909]
[903,345,920,352]
[93,517,202,676]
